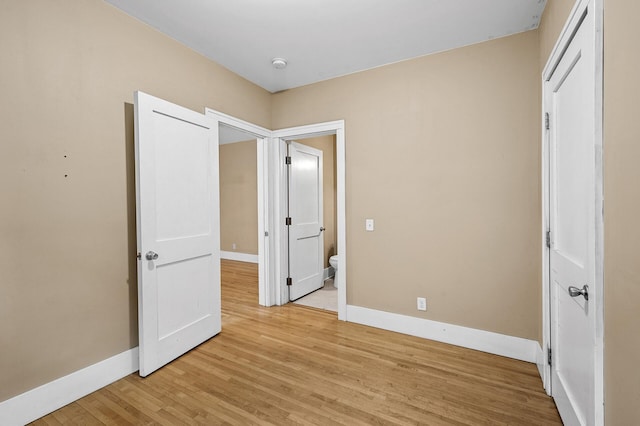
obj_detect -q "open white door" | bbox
[287,141,324,301]
[135,91,221,377]
[546,6,598,424]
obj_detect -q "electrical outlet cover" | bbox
[417,297,427,311]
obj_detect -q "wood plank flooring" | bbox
[32,260,561,425]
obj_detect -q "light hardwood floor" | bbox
[32,260,561,425]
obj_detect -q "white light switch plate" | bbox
[365,219,374,231]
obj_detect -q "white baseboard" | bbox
[220,251,259,263]
[323,266,335,281]
[346,305,539,363]
[0,347,139,426]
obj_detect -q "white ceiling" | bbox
[104,0,547,93]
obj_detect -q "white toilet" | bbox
[329,255,339,289]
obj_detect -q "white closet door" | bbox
[547,9,597,425]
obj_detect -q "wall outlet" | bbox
[417,297,427,311]
[232,243,236,250]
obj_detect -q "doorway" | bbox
[272,121,347,320]
[203,114,347,318]
[205,109,273,306]
[541,0,603,424]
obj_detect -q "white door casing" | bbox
[287,141,324,301]
[543,1,603,424]
[256,137,270,306]
[135,92,221,377]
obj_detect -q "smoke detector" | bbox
[272,58,287,69]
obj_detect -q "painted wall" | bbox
[602,1,640,422]
[219,141,258,255]
[273,31,541,340]
[296,136,337,268]
[0,0,270,401]
[539,0,640,422]
[538,0,576,71]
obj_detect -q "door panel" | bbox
[156,256,214,339]
[288,141,324,301]
[154,116,212,241]
[554,57,589,267]
[135,91,221,377]
[547,9,596,425]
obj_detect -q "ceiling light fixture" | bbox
[272,58,287,69]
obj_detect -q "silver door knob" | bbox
[145,251,159,261]
[320,227,326,232]
[568,284,589,301]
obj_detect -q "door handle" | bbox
[568,284,589,301]
[145,251,159,261]
[320,227,326,232]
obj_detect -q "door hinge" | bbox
[286,277,293,286]
[545,112,550,130]
[548,346,553,367]
[285,156,291,165]
[285,217,292,226]
[546,230,551,248]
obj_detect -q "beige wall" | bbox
[0,0,270,401]
[603,1,640,423]
[538,0,576,71]
[539,0,640,422]
[220,141,258,255]
[296,136,337,268]
[273,31,541,340]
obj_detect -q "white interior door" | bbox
[547,9,596,425]
[287,141,324,301]
[135,91,221,377]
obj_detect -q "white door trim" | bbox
[541,0,604,424]
[272,121,347,320]
[204,109,273,306]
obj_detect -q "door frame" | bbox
[541,0,604,423]
[204,108,274,306]
[272,121,347,320]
